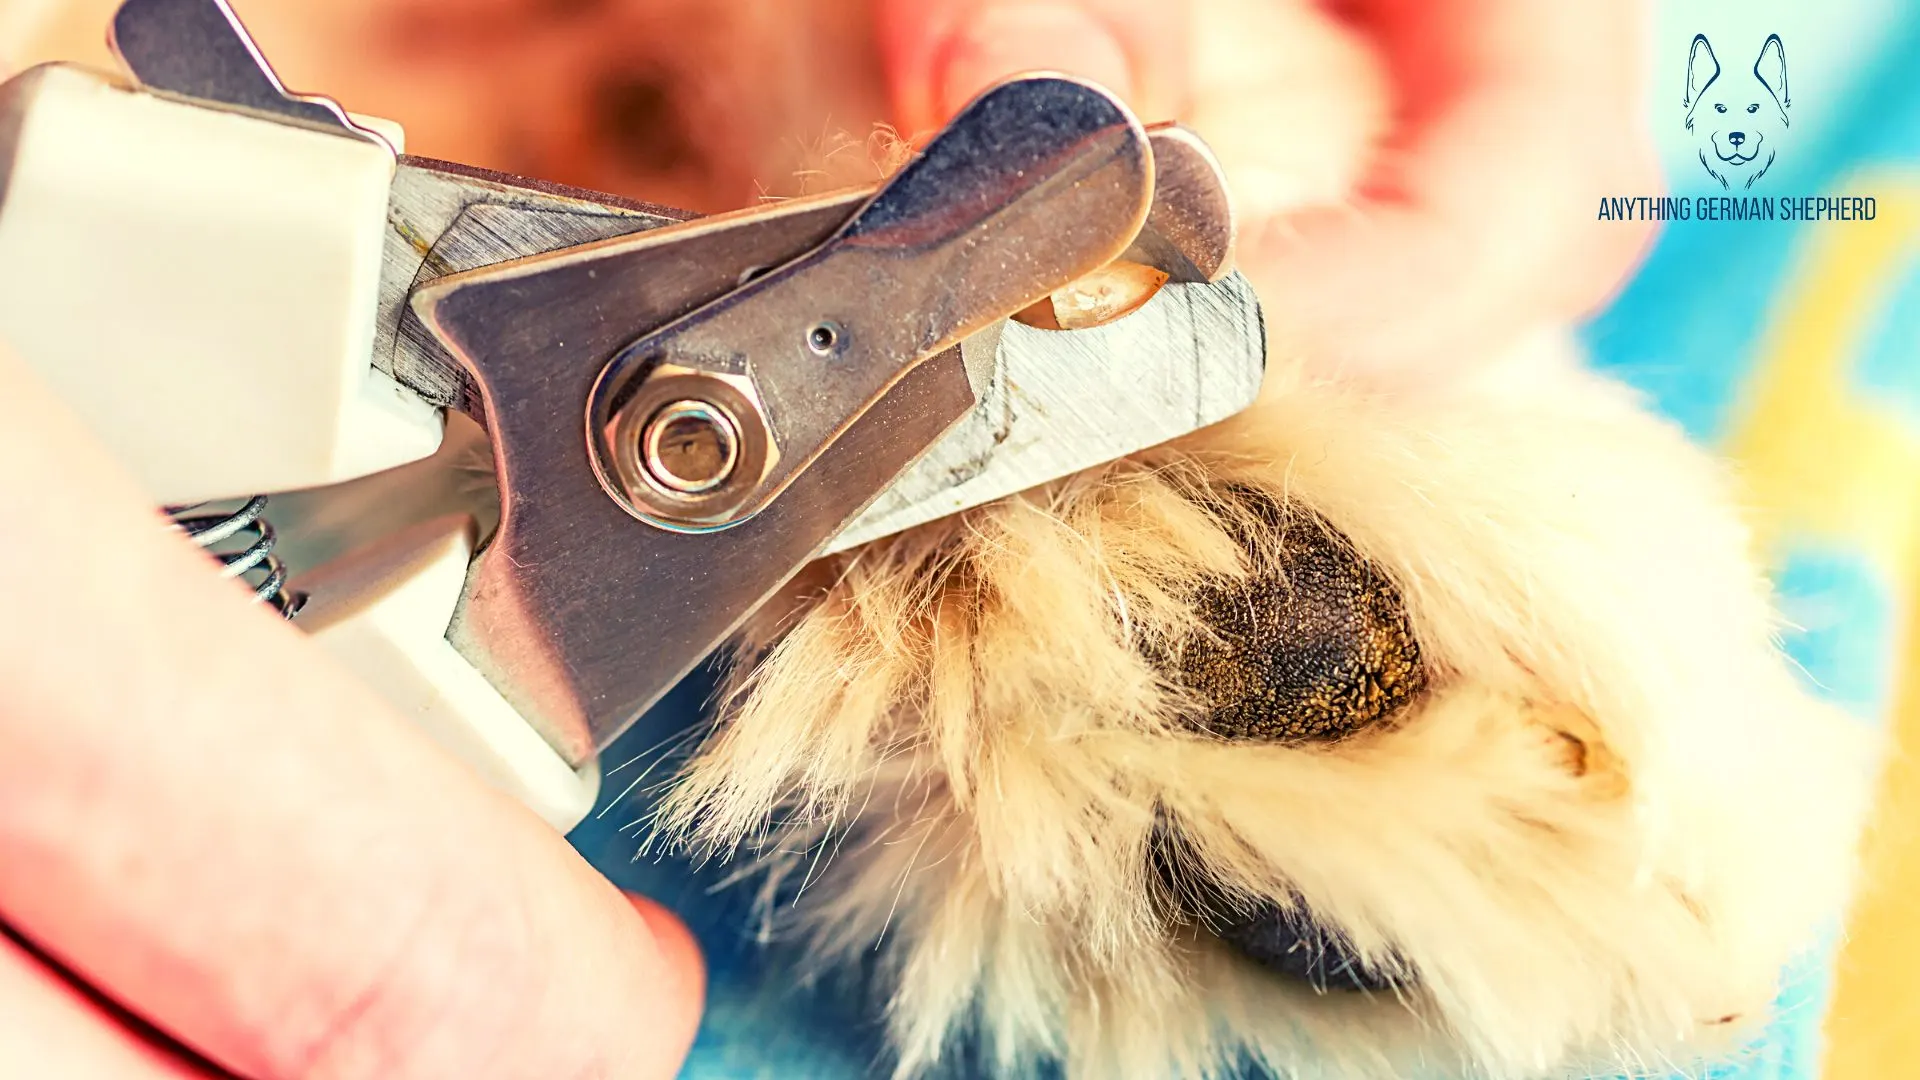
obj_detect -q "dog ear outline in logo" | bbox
[1755,34,1790,115]
[1684,34,1721,120]
[1684,33,1790,189]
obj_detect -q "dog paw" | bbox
[658,336,1876,1080]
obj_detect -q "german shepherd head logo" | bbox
[1684,34,1790,189]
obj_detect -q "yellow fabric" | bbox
[1719,173,1920,1080]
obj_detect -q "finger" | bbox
[1244,0,1661,380]
[0,344,702,1079]
[628,894,707,1004]
[873,0,1192,135]
[0,926,221,1079]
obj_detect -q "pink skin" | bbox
[0,1,1657,1073]
[0,343,702,1076]
[875,0,1661,382]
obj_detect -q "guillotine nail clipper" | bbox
[0,0,1266,830]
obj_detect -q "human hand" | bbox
[871,0,1664,383]
[0,342,703,1078]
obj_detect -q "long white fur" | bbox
[643,2,1879,1077]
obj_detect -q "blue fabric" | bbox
[1855,252,1920,424]
[573,3,1920,1075]
[573,666,888,1080]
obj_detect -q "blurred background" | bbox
[4,0,1917,1077]
[1582,2,1919,1075]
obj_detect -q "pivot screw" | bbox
[591,363,776,529]
[641,399,739,494]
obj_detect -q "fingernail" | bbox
[936,4,1136,119]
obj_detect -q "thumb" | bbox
[624,893,706,1058]
[872,0,1190,135]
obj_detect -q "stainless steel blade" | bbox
[823,272,1264,554]
[375,157,690,413]
[583,75,1155,528]
[407,192,975,765]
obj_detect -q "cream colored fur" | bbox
[654,3,1876,1079]
[662,335,1873,1079]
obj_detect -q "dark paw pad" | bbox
[1151,819,1408,993]
[1165,489,1426,742]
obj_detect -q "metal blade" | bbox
[109,0,390,147]
[824,272,1264,554]
[375,157,691,414]
[402,189,969,765]
[583,74,1155,528]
